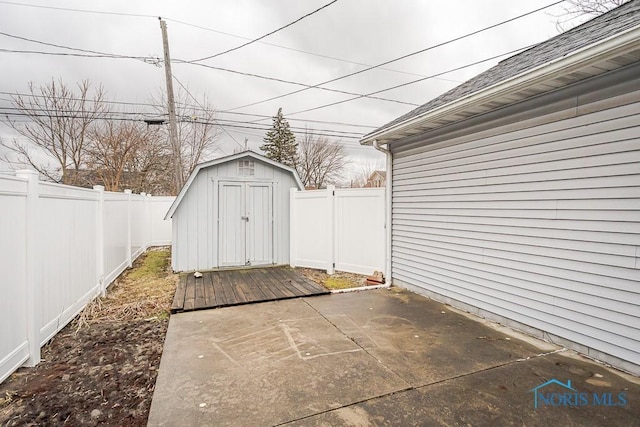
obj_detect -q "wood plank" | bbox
[240,270,267,302]
[279,268,327,294]
[183,274,196,311]
[212,270,230,306]
[263,267,307,296]
[171,274,188,312]
[219,271,238,305]
[241,272,263,302]
[229,270,249,304]
[202,272,215,307]
[250,269,279,300]
[177,267,329,312]
[249,269,289,299]
[261,268,298,298]
[210,271,226,306]
[194,275,206,310]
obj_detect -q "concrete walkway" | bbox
[148,288,640,426]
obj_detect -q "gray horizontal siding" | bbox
[391,94,640,370]
[172,158,296,272]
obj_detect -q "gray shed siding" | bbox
[172,158,298,272]
[391,72,640,373]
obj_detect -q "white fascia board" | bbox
[361,24,640,146]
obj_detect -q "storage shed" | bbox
[165,151,303,272]
[361,2,640,375]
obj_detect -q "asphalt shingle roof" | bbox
[371,0,640,135]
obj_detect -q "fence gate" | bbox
[290,187,385,275]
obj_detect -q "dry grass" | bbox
[74,248,176,330]
[295,267,369,290]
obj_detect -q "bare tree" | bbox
[1,79,108,184]
[86,120,168,192]
[151,87,221,192]
[349,160,383,188]
[555,0,629,30]
[296,130,349,189]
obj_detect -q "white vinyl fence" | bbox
[290,187,385,276]
[0,170,174,383]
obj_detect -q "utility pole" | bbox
[159,18,183,194]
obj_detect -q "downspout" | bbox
[373,140,392,288]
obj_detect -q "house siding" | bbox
[391,75,640,373]
[171,157,297,272]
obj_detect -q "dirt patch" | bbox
[295,267,377,290]
[0,248,177,426]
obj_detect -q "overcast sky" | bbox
[0,0,586,176]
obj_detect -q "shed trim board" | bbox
[168,151,302,272]
[359,4,640,377]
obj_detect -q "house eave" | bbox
[360,24,640,146]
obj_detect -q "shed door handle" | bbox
[241,216,249,221]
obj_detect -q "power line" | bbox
[0,48,159,62]
[2,102,369,141]
[1,30,136,57]
[0,27,418,108]
[0,0,156,18]
[288,45,533,116]
[171,74,250,150]
[0,0,458,85]
[187,0,340,63]
[0,90,378,129]
[227,0,564,111]
[165,17,460,84]
[215,110,378,129]
[179,60,419,107]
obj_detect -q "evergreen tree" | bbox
[260,108,297,168]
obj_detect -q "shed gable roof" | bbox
[362,0,640,145]
[164,151,303,219]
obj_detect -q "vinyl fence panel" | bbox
[0,176,29,384]
[37,182,99,346]
[0,171,174,384]
[334,188,385,275]
[290,187,385,276]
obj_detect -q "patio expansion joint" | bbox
[272,385,415,427]
[301,298,412,389]
[412,347,570,392]
[273,320,568,426]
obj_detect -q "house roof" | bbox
[361,0,640,145]
[164,151,303,219]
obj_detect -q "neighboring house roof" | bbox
[361,0,640,145]
[365,170,386,187]
[164,151,304,219]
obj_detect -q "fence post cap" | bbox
[124,189,132,194]
[93,185,105,191]
[15,169,38,178]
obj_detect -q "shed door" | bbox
[219,182,273,267]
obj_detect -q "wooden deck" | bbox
[171,267,330,313]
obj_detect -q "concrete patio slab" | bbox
[148,296,409,426]
[285,352,640,426]
[148,288,640,426]
[304,287,546,386]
